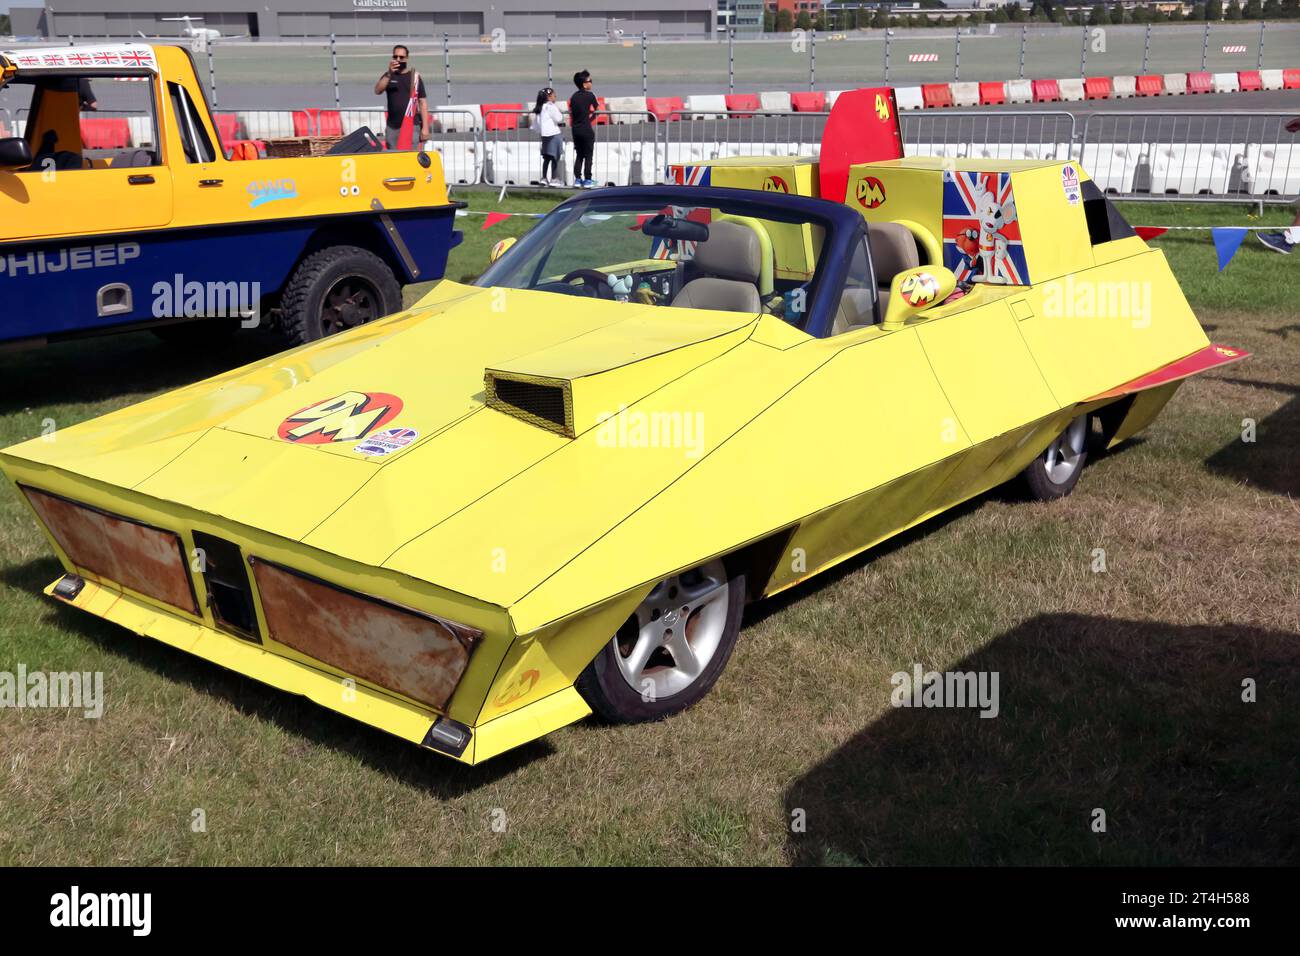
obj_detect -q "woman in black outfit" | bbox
[568,70,598,188]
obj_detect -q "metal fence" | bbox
[1078,111,1300,202]
[900,111,1077,162]
[16,23,1298,112]
[481,110,661,187]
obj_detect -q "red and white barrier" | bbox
[908,54,939,63]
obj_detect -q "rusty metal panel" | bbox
[22,487,198,615]
[250,559,479,712]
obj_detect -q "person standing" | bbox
[568,70,598,188]
[374,45,430,151]
[533,88,565,187]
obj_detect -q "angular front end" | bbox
[2,464,594,765]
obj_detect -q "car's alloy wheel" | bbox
[576,560,746,723]
[1021,413,1090,500]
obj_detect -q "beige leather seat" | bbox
[869,222,921,317]
[671,221,763,314]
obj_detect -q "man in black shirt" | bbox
[568,70,598,188]
[374,44,429,150]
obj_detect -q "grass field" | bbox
[0,196,1296,866]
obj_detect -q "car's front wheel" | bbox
[576,560,745,723]
[1020,413,1090,501]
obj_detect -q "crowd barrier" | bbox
[5,96,1295,205]
[1078,111,1300,201]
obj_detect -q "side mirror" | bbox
[489,236,516,264]
[0,137,32,171]
[882,265,956,331]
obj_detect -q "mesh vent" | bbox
[492,377,568,430]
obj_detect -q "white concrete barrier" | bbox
[432,104,482,132]
[1260,69,1284,90]
[1006,79,1034,104]
[895,86,925,111]
[685,94,727,119]
[126,115,153,148]
[238,110,294,139]
[1212,72,1240,94]
[605,96,648,122]
[1162,73,1188,95]
[339,109,384,135]
[825,90,846,110]
[951,81,980,107]
[759,91,793,112]
[1057,78,1085,102]
[1112,75,1137,99]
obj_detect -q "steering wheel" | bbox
[559,268,615,300]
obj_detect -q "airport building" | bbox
[13,1,721,40]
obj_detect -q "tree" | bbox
[1090,3,1111,24]
[1244,0,1263,18]
[1226,0,1243,17]
[796,11,812,30]
[1205,0,1223,18]
[872,8,890,28]
[763,9,776,31]
[777,8,794,31]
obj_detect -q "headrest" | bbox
[868,222,921,285]
[692,220,762,284]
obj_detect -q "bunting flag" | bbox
[1134,226,1167,241]
[1212,227,1249,272]
[481,211,513,231]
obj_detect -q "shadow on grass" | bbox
[785,613,1300,866]
[1205,377,1300,498]
[0,329,285,415]
[0,557,549,795]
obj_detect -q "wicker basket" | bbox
[263,136,342,158]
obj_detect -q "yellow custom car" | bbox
[1,170,1247,764]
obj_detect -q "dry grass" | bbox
[0,201,1296,866]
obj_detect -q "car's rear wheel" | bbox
[279,245,401,346]
[576,560,745,723]
[1020,413,1090,501]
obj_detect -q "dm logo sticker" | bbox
[277,391,403,444]
[856,176,886,209]
[762,175,789,193]
[899,272,940,307]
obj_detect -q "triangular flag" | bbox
[1134,226,1167,241]
[481,211,512,231]
[1212,227,1249,272]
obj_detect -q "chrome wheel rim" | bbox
[614,560,730,701]
[1044,414,1088,485]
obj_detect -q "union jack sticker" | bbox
[666,165,711,187]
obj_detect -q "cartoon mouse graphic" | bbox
[972,181,1017,284]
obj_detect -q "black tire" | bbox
[279,245,401,347]
[577,565,746,724]
[151,318,239,347]
[1020,413,1090,501]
